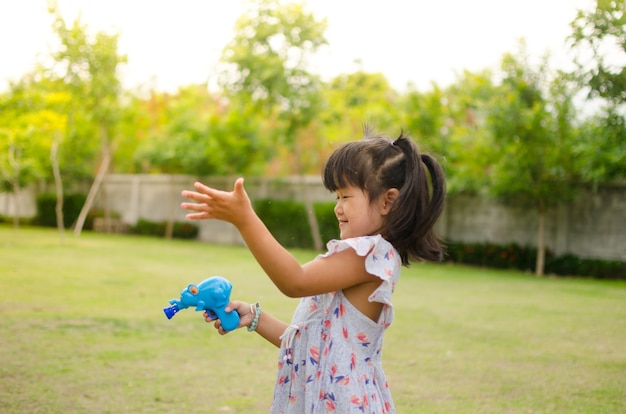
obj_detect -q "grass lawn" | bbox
[0,225,625,413]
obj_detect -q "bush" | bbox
[254,199,312,248]
[546,254,626,280]
[129,219,198,239]
[35,193,86,228]
[444,240,625,280]
[0,215,33,225]
[445,241,540,272]
[173,222,199,239]
[253,199,339,249]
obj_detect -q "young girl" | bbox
[181,130,446,413]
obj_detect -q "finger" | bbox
[180,201,201,211]
[224,301,239,313]
[217,323,228,335]
[194,181,223,198]
[186,212,211,220]
[233,177,245,193]
[181,190,211,204]
[180,201,211,214]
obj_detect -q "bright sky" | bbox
[0,0,595,93]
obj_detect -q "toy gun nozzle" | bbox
[163,304,180,319]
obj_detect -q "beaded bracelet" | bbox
[247,302,261,332]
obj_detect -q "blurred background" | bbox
[0,0,624,279]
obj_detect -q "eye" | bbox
[189,285,199,295]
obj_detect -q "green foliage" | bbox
[445,241,537,271]
[0,215,33,225]
[569,0,626,107]
[0,79,68,190]
[487,43,578,206]
[253,199,337,249]
[547,253,626,280]
[322,71,401,142]
[35,192,86,228]
[220,0,327,115]
[445,240,626,280]
[567,0,626,184]
[130,86,266,175]
[400,70,498,194]
[574,109,626,184]
[254,199,312,248]
[129,219,199,239]
[219,0,328,176]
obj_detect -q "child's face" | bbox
[333,186,385,239]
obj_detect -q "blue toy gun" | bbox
[163,276,240,332]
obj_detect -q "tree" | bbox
[397,70,500,195]
[46,1,126,235]
[487,45,579,275]
[0,77,67,230]
[568,0,626,185]
[218,0,328,250]
[322,71,400,145]
[569,0,626,107]
[131,85,265,176]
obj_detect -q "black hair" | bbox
[322,129,446,265]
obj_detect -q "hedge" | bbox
[129,219,199,239]
[35,193,86,228]
[253,199,339,249]
[444,241,625,280]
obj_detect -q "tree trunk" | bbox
[11,180,20,229]
[300,175,323,251]
[164,174,175,240]
[74,125,111,236]
[290,124,322,252]
[7,145,21,229]
[535,203,546,276]
[50,133,65,242]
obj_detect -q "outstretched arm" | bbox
[181,178,380,298]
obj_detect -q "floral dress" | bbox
[270,235,401,414]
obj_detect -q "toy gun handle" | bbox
[210,307,240,332]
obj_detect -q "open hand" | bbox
[181,178,253,227]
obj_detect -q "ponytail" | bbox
[383,135,446,264]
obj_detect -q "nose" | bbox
[334,200,343,216]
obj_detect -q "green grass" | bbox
[1,225,625,413]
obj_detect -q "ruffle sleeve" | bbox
[318,235,401,324]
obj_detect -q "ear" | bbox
[380,188,399,215]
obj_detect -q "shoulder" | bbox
[321,235,400,280]
[321,235,393,258]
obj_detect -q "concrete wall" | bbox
[2,174,625,261]
[440,184,626,260]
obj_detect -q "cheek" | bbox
[367,206,384,223]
